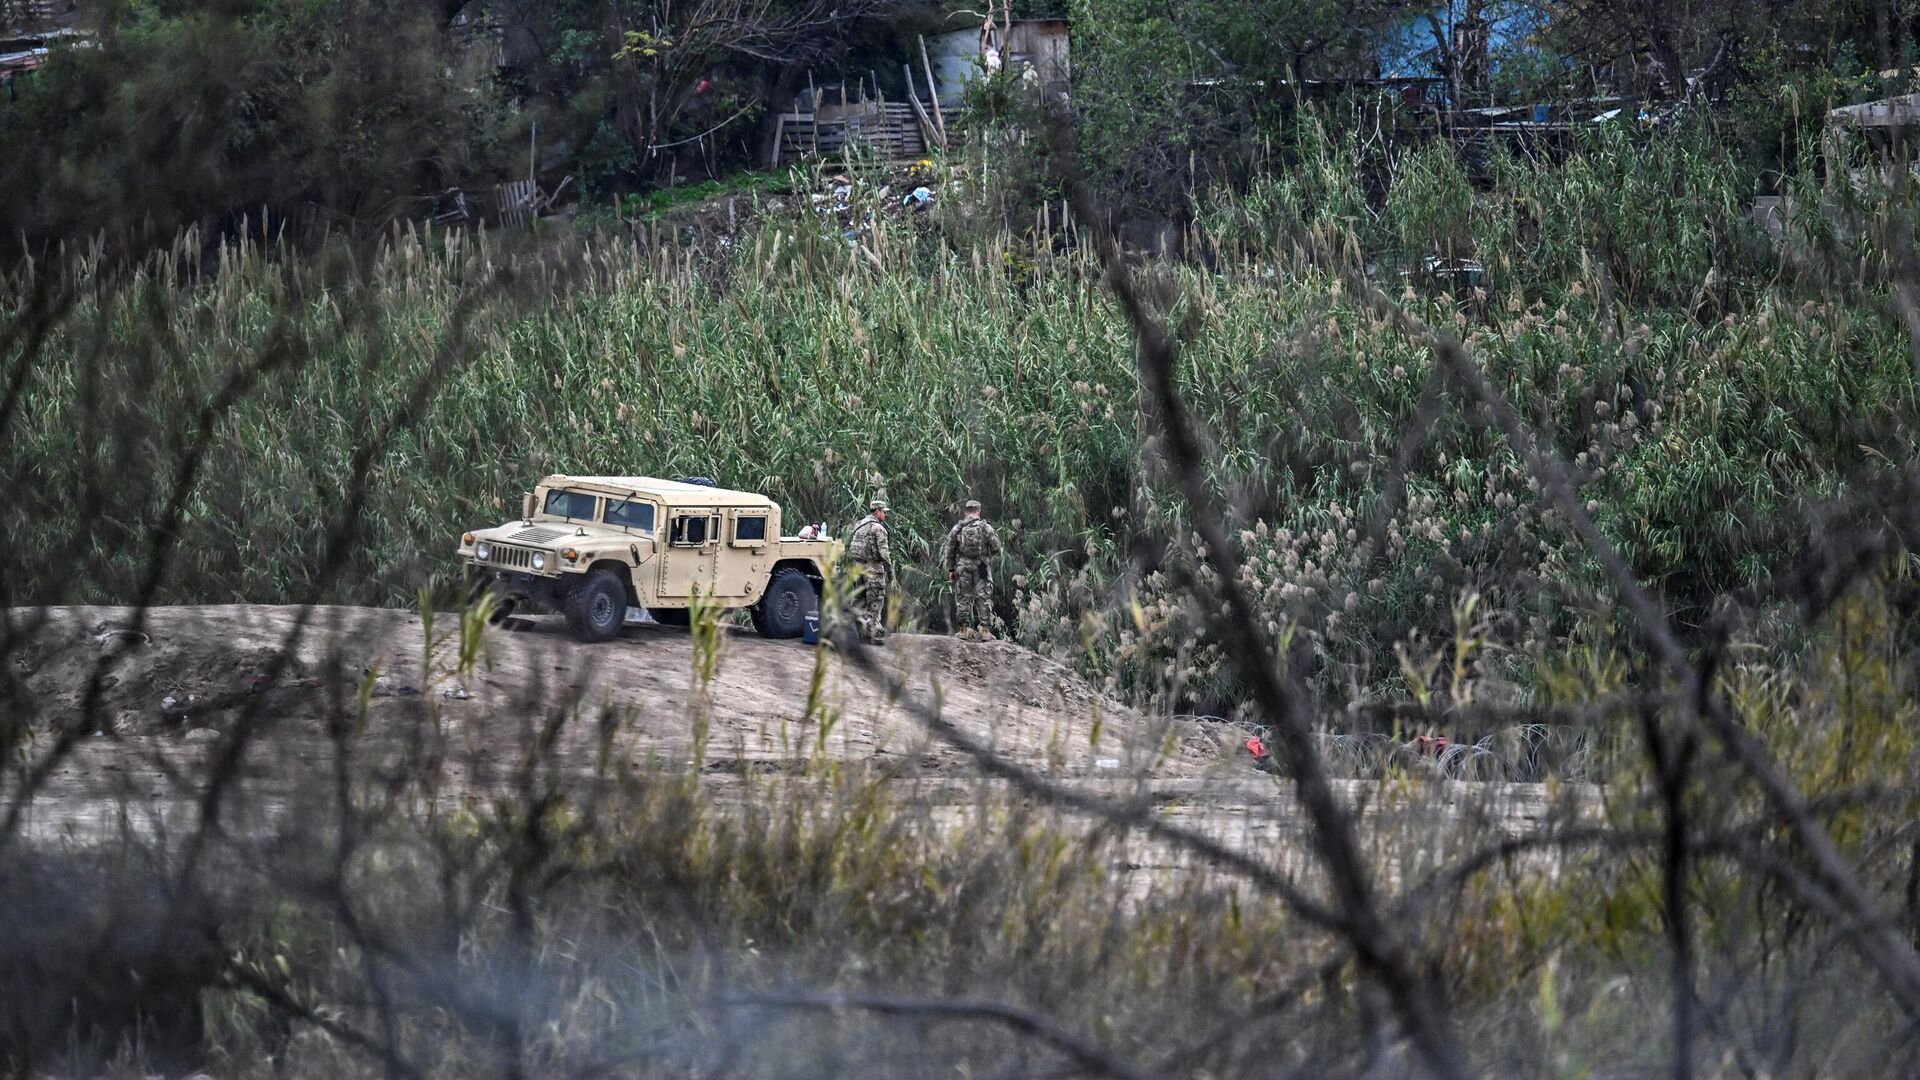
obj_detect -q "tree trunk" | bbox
[1877,0,1895,73]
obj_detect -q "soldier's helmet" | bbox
[870,499,888,512]
[964,499,982,512]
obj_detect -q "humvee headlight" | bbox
[531,553,547,571]
[463,532,474,545]
[475,543,492,561]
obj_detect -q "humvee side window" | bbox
[544,490,598,521]
[605,500,655,532]
[669,514,714,546]
[733,516,767,543]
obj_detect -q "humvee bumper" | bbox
[464,564,572,613]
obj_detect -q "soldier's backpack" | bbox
[957,519,993,559]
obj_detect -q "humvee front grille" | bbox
[488,545,543,569]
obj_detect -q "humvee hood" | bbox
[474,521,644,547]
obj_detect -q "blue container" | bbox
[802,610,820,644]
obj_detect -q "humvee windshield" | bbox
[544,490,598,521]
[605,498,654,532]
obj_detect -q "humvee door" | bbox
[658,508,721,598]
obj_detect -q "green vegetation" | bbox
[0,1,504,246]
[7,63,1920,1079]
[7,122,1914,715]
[622,169,796,220]
[8,1,1920,1075]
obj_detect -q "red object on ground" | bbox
[1244,736,1269,759]
[695,77,713,93]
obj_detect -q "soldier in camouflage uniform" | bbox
[844,499,894,644]
[944,499,1003,641]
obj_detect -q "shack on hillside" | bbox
[770,16,1070,167]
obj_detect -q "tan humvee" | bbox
[457,475,831,643]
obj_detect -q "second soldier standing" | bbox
[944,499,1002,641]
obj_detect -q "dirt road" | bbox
[8,605,1213,830]
[13,603,1215,764]
[6,606,1592,893]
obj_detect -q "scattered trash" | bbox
[903,185,933,206]
[1402,257,1485,291]
[431,186,472,223]
[89,625,151,648]
[1243,735,1280,774]
[370,677,421,698]
[1094,757,1120,770]
[441,685,471,701]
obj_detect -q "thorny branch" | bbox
[719,991,1154,1080]
[1246,156,1920,1022]
[1047,112,1475,1079]
[7,64,1920,1080]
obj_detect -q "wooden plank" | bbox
[919,34,947,145]
[772,104,933,164]
[494,180,536,229]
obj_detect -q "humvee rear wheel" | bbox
[565,569,626,643]
[751,568,817,639]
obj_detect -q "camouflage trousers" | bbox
[850,565,890,644]
[952,562,993,632]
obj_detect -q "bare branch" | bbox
[1041,107,1475,1080]
[719,990,1153,1080]
[1302,206,1920,1023]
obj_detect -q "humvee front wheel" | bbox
[751,568,818,639]
[565,569,627,643]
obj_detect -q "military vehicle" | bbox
[458,475,828,643]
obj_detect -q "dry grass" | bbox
[5,119,1920,1077]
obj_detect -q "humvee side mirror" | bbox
[521,492,536,519]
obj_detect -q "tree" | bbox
[0,0,504,250]
[487,0,916,192]
[1531,0,1919,102]
[1065,0,1423,217]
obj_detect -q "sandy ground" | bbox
[4,606,1594,893]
